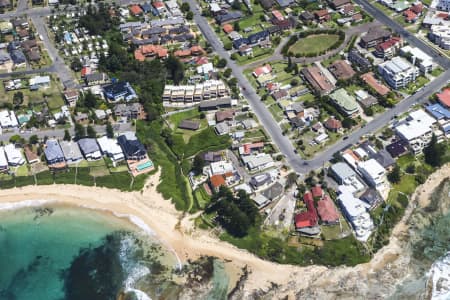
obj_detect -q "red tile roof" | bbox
[210,174,226,188]
[324,117,342,130]
[253,64,272,77]
[242,142,264,154]
[272,10,284,21]
[153,1,165,9]
[195,56,209,65]
[311,185,323,198]
[411,3,423,14]
[190,45,204,55]
[130,4,143,15]
[315,9,329,18]
[81,66,91,77]
[295,192,319,228]
[317,195,339,223]
[437,88,450,108]
[360,72,390,96]
[223,24,234,33]
[404,9,417,22]
[376,37,402,51]
[174,49,191,57]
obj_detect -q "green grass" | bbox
[289,34,340,56]
[431,67,444,77]
[399,76,430,95]
[167,108,200,128]
[268,104,283,122]
[236,48,274,66]
[194,186,211,209]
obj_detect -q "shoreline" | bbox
[0,164,448,297]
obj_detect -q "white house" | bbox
[338,189,374,242]
[0,110,18,128]
[97,136,124,162]
[3,144,25,166]
[395,109,436,155]
[241,154,274,172]
[0,146,9,172]
[209,160,234,176]
[357,158,387,188]
[29,75,51,89]
[400,45,435,73]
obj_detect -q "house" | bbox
[0,110,18,128]
[275,0,294,8]
[63,89,79,107]
[199,98,232,111]
[395,109,436,155]
[357,158,387,188]
[338,189,374,241]
[249,173,272,189]
[85,72,109,86]
[0,0,11,9]
[215,122,230,135]
[324,117,342,132]
[374,37,403,59]
[103,82,137,102]
[311,185,323,199]
[301,66,335,96]
[241,153,274,171]
[261,181,284,201]
[360,189,383,209]
[329,88,359,117]
[215,110,234,122]
[330,0,352,10]
[209,174,227,192]
[29,75,50,89]
[360,27,391,49]
[215,11,243,25]
[44,139,66,167]
[404,9,418,23]
[97,136,124,162]
[239,142,265,156]
[24,146,40,164]
[300,11,315,23]
[114,103,144,120]
[118,132,147,161]
[437,88,450,108]
[0,147,8,172]
[294,192,320,235]
[78,138,102,160]
[372,149,395,170]
[355,90,378,109]
[260,0,275,10]
[202,151,222,163]
[4,144,25,166]
[253,194,271,209]
[314,9,331,23]
[386,139,409,158]
[328,60,356,81]
[223,24,234,34]
[330,162,357,185]
[60,141,83,164]
[378,56,419,89]
[129,4,143,16]
[348,49,371,72]
[360,72,390,96]
[317,195,340,225]
[178,120,200,131]
[272,10,284,22]
[74,112,88,123]
[252,64,272,77]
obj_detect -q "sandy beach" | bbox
[0,164,449,298]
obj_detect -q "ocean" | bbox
[0,202,231,300]
[0,203,180,300]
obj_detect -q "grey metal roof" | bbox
[78,138,100,155]
[44,139,64,161]
[60,141,83,160]
[330,162,356,180]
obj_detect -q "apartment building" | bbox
[357,158,387,188]
[378,56,419,89]
[163,80,229,106]
[301,66,335,96]
[400,46,435,73]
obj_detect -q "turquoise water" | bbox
[0,205,150,300]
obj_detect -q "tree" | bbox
[223,68,232,78]
[290,79,299,86]
[87,125,96,138]
[71,59,82,71]
[342,118,353,129]
[83,90,97,109]
[216,58,227,68]
[186,11,193,20]
[405,164,416,174]
[233,21,240,32]
[29,135,39,145]
[165,55,185,84]
[224,42,232,51]
[9,135,23,144]
[387,164,401,184]
[74,123,86,141]
[424,134,447,167]
[63,129,71,141]
[192,154,205,174]
[13,91,24,108]
[106,121,114,138]
[180,2,190,12]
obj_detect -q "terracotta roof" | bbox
[223,24,234,33]
[317,195,339,223]
[174,49,191,57]
[376,37,401,51]
[360,72,390,96]
[437,88,450,108]
[315,9,329,18]
[411,3,423,14]
[130,4,143,15]
[153,1,164,8]
[242,142,264,154]
[24,146,39,163]
[404,9,417,22]
[324,117,342,130]
[195,56,209,65]
[210,174,226,188]
[253,64,272,77]
[329,60,356,80]
[190,45,204,54]
[294,192,318,228]
[215,110,234,122]
[134,49,145,61]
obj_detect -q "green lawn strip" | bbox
[193,185,211,210]
[220,227,369,266]
[167,108,200,128]
[183,127,231,158]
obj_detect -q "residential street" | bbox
[185,0,450,175]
